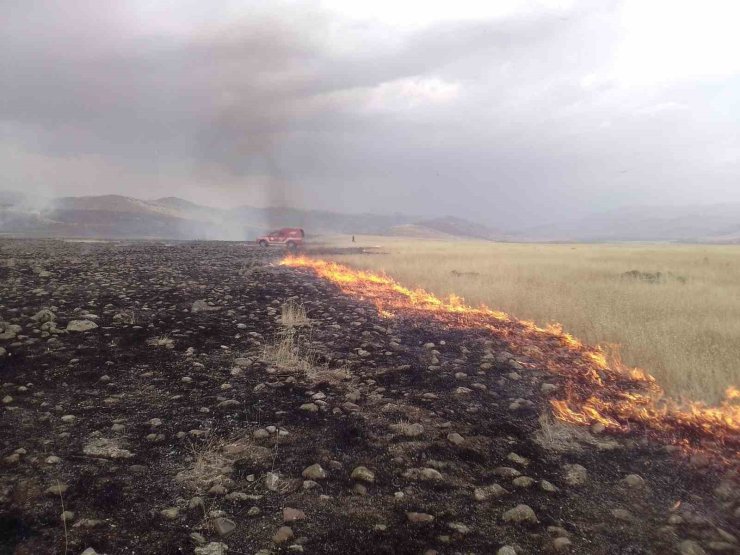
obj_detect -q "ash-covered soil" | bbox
[0,239,737,555]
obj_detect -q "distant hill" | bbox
[518,204,740,243]
[0,192,502,241]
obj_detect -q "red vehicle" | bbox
[257,227,305,250]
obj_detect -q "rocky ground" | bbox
[0,239,737,555]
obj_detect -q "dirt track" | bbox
[0,240,737,555]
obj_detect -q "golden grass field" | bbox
[319,236,740,405]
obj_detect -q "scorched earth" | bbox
[0,240,737,555]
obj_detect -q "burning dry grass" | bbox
[319,237,740,405]
[281,253,738,457]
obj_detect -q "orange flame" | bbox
[281,256,739,458]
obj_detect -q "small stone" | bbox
[208,485,228,496]
[194,542,229,555]
[497,547,517,555]
[46,483,68,496]
[82,437,133,459]
[407,512,435,523]
[611,508,634,522]
[506,453,528,467]
[553,537,573,551]
[541,480,560,493]
[189,497,205,510]
[248,506,261,516]
[563,464,588,486]
[213,517,236,536]
[302,463,327,480]
[66,320,98,332]
[493,466,521,478]
[160,507,179,520]
[512,476,535,488]
[61,414,76,423]
[253,428,270,439]
[541,383,558,394]
[265,472,281,491]
[300,403,319,412]
[403,467,443,482]
[447,432,465,445]
[273,526,294,544]
[351,466,375,483]
[61,510,75,522]
[623,474,645,488]
[473,484,508,501]
[502,504,538,524]
[283,507,306,522]
[679,540,706,555]
[447,522,470,534]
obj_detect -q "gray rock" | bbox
[553,537,573,551]
[474,484,508,501]
[497,548,517,555]
[351,466,375,483]
[66,320,98,332]
[447,432,465,445]
[563,464,588,486]
[502,504,538,524]
[45,483,68,496]
[160,507,179,520]
[83,437,133,459]
[679,540,706,555]
[493,466,521,478]
[623,474,645,488]
[283,507,306,522]
[213,517,236,536]
[406,512,435,523]
[31,309,55,322]
[302,463,327,480]
[273,526,294,544]
[541,480,560,493]
[512,476,535,488]
[194,542,229,555]
[192,300,220,313]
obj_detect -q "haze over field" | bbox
[2,0,740,232]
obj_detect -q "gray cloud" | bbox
[1,0,738,228]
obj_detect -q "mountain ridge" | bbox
[0,192,503,241]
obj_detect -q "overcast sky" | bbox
[2,0,739,226]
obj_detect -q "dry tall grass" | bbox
[323,236,740,404]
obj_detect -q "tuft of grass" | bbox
[322,236,740,404]
[177,436,233,493]
[147,335,175,349]
[262,328,315,372]
[280,299,310,327]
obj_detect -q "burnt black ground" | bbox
[0,239,737,555]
